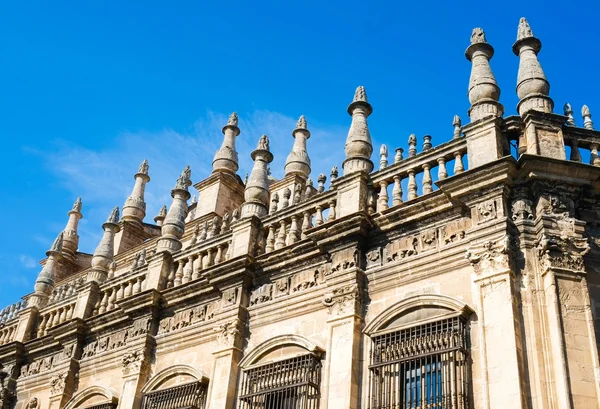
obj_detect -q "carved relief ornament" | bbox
[214,320,242,350]
[536,234,590,272]
[322,284,362,316]
[466,235,512,275]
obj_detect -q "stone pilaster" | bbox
[118,348,152,409]
[207,318,243,409]
[466,235,526,409]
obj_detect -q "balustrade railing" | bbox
[563,127,600,166]
[48,275,86,306]
[260,190,337,255]
[0,300,26,325]
[93,270,147,315]
[37,300,77,337]
[0,322,18,346]
[370,137,467,214]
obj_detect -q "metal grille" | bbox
[80,404,117,409]
[239,353,322,409]
[368,316,469,409]
[142,381,208,409]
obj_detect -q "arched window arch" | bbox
[365,294,474,409]
[63,386,118,409]
[141,365,209,409]
[238,334,325,409]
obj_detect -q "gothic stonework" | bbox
[3,19,600,409]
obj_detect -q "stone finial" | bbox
[453,115,462,138]
[513,18,553,115]
[330,166,338,182]
[123,160,150,223]
[72,197,82,213]
[305,178,314,199]
[285,115,311,178]
[241,134,274,218]
[516,17,534,41]
[423,135,432,151]
[138,159,149,175]
[282,188,291,208]
[89,207,121,283]
[63,198,83,256]
[190,195,197,205]
[243,173,249,185]
[395,148,404,163]
[582,105,594,130]
[408,134,417,158]
[380,145,388,169]
[30,232,64,307]
[158,168,192,253]
[343,86,374,175]
[227,112,238,127]
[564,103,575,126]
[213,112,240,174]
[470,28,486,44]
[466,27,503,122]
[270,192,279,213]
[174,166,192,190]
[154,205,167,226]
[317,173,327,193]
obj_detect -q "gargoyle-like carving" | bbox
[536,234,590,272]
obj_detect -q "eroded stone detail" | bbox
[466,235,511,275]
[536,235,590,272]
[322,284,362,316]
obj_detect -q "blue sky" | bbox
[0,1,598,307]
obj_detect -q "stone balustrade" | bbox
[167,228,233,288]
[93,270,148,315]
[563,126,600,166]
[47,275,86,306]
[0,322,18,346]
[0,300,26,325]
[260,190,337,254]
[370,137,467,213]
[37,300,77,337]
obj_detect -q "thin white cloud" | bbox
[18,255,38,269]
[38,110,349,254]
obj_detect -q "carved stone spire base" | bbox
[193,173,244,221]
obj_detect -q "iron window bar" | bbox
[141,380,208,409]
[239,353,322,409]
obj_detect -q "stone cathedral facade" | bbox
[1,17,600,409]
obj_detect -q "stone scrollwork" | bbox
[466,235,511,275]
[322,284,362,316]
[536,234,590,272]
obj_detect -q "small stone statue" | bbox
[257,134,270,151]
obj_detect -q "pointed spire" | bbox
[241,135,274,218]
[453,116,462,138]
[284,115,311,178]
[62,197,83,257]
[465,28,504,121]
[513,18,553,115]
[343,86,374,175]
[564,103,575,126]
[123,160,150,223]
[582,105,594,130]
[158,167,192,253]
[30,232,64,307]
[213,112,240,175]
[379,145,388,169]
[154,205,167,226]
[88,207,121,283]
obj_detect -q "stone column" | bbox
[466,235,526,409]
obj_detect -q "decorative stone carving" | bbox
[221,288,238,307]
[536,234,590,272]
[511,189,534,221]
[158,303,214,336]
[291,270,321,292]
[27,397,38,409]
[385,235,419,262]
[250,284,273,306]
[421,228,438,250]
[476,199,498,224]
[214,320,241,350]
[366,248,382,268]
[82,318,151,358]
[322,284,362,316]
[49,372,67,395]
[466,235,511,275]
[330,248,359,274]
[441,219,470,244]
[275,278,290,298]
[122,350,145,376]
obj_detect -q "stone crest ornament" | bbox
[536,234,590,272]
[322,284,362,316]
[175,165,192,190]
[466,235,511,275]
[470,27,486,44]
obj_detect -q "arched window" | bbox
[238,335,324,409]
[63,386,118,409]
[141,365,209,409]
[365,295,473,409]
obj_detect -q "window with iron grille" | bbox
[368,315,470,409]
[141,380,208,409]
[79,404,117,409]
[238,353,322,409]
